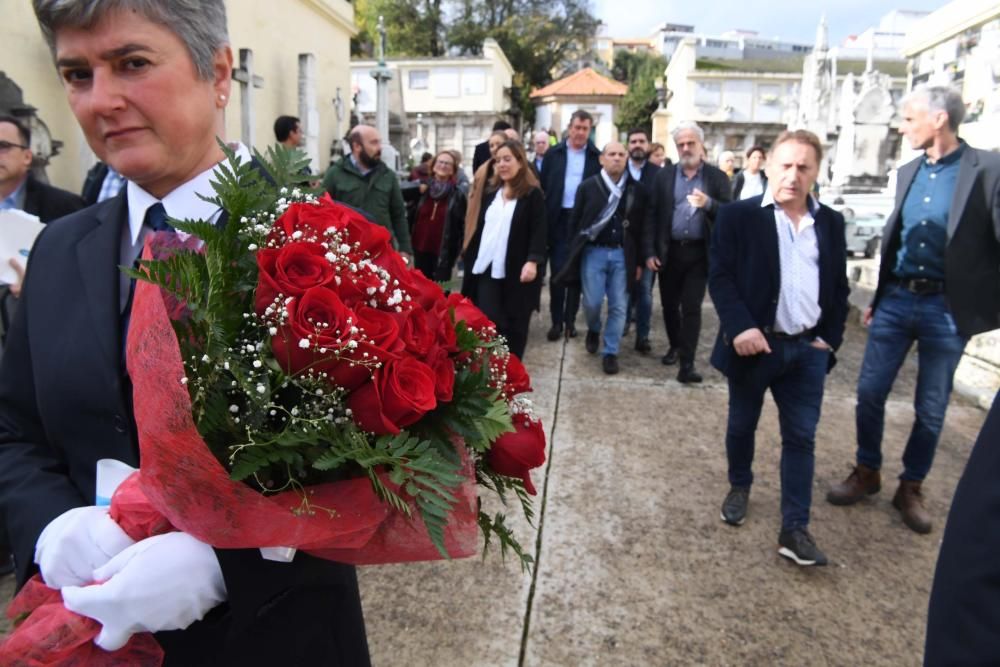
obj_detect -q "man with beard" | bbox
[623,128,659,353]
[643,121,732,383]
[322,124,412,259]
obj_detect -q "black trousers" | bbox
[658,240,708,365]
[413,250,439,281]
[476,274,529,358]
[548,208,580,329]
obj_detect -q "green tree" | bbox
[611,50,667,137]
[447,0,601,121]
[352,0,446,57]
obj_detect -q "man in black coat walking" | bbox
[559,141,646,375]
[539,109,601,341]
[643,121,732,383]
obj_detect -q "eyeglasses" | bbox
[0,140,28,152]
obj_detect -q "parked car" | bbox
[840,207,886,258]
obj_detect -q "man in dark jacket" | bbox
[322,124,412,258]
[826,85,1000,534]
[623,128,660,353]
[709,130,849,566]
[1,116,84,222]
[472,120,511,174]
[643,121,732,383]
[565,141,646,374]
[539,110,601,341]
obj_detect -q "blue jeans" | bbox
[726,338,830,530]
[626,267,655,340]
[581,245,627,355]
[855,286,968,481]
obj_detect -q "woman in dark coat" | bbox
[460,139,546,358]
[410,150,466,280]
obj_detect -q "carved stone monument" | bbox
[371,16,399,172]
[830,49,895,191]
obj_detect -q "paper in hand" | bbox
[0,209,45,284]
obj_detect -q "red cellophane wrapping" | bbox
[0,244,478,665]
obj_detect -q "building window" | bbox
[431,68,460,97]
[409,70,429,90]
[694,81,722,114]
[462,68,487,95]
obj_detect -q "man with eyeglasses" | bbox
[0,115,84,223]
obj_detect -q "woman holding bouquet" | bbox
[0,1,369,664]
[409,150,467,281]
[461,140,547,358]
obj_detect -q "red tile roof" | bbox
[530,67,628,99]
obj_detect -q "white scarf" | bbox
[585,169,626,240]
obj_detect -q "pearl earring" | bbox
[219,94,227,101]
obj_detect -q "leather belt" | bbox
[895,277,944,295]
[767,327,817,342]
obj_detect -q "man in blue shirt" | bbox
[828,86,1000,534]
[539,110,602,341]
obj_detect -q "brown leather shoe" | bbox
[826,464,881,505]
[892,480,933,534]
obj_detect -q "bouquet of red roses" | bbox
[0,147,546,666]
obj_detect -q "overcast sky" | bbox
[594,0,950,46]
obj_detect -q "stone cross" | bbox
[232,48,264,148]
[298,53,318,172]
[371,15,394,150]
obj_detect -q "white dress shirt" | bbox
[739,171,764,200]
[762,188,821,335]
[120,142,252,311]
[561,146,586,209]
[472,190,517,279]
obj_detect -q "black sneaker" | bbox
[677,364,703,384]
[661,347,679,365]
[720,486,750,526]
[602,354,619,375]
[546,324,563,341]
[566,324,578,339]
[635,337,652,354]
[778,528,828,566]
[585,330,600,354]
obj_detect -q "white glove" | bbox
[35,505,136,588]
[62,531,227,651]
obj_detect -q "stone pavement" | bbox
[0,275,990,666]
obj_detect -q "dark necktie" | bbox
[144,202,173,233]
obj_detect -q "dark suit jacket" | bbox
[22,173,85,223]
[554,173,647,288]
[472,140,491,174]
[708,196,850,379]
[629,160,659,195]
[538,140,602,226]
[461,186,547,318]
[0,195,369,665]
[642,161,733,262]
[873,144,1000,337]
[81,162,110,206]
[925,390,1000,665]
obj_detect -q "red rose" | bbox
[503,353,532,397]
[270,286,372,389]
[398,307,438,358]
[406,268,445,310]
[322,304,407,390]
[269,197,359,244]
[348,357,437,435]
[255,242,335,315]
[487,418,547,495]
[338,208,393,260]
[427,347,455,402]
[430,301,458,353]
[332,263,384,308]
[445,293,494,334]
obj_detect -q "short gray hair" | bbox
[671,121,704,144]
[902,85,966,132]
[33,0,229,81]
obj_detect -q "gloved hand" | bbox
[62,531,227,651]
[35,505,136,588]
